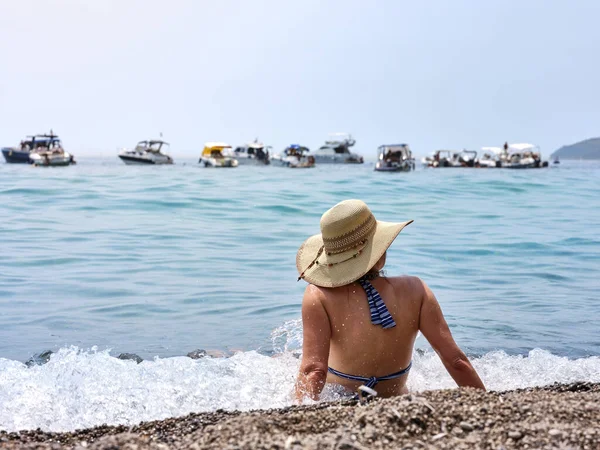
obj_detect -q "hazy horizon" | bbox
[1,0,599,158]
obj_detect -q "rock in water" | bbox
[117,353,143,364]
[25,350,54,367]
[187,349,208,359]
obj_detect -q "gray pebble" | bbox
[460,421,474,432]
[508,431,523,440]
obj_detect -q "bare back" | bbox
[295,274,485,400]
[319,275,421,396]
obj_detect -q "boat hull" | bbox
[477,160,501,168]
[29,151,75,167]
[501,159,547,169]
[199,158,239,168]
[502,163,544,169]
[375,161,415,172]
[234,156,270,166]
[119,155,156,165]
[312,154,363,164]
[2,148,31,163]
[118,155,173,165]
[289,163,315,169]
[271,155,315,168]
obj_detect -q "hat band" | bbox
[297,245,324,281]
[297,238,368,281]
[322,214,376,254]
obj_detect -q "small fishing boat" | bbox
[271,144,315,168]
[374,144,415,172]
[312,133,364,164]
[233,140,271,166]
[553,156,560,164]
[2,132,74,165]
[118,140,173,165]
[199,142,238,168]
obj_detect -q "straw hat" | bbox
[296,199,413,288]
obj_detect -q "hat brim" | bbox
[296,219,413,288]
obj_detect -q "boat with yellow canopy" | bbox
[199,142,238,168]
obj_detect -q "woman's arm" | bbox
[418,279,485,390]
[294,285,331,401]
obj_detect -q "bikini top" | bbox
[357,276,396,329]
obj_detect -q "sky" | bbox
[1,0,599,159]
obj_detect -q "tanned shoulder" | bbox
[304,283,327,303]
[389,275,426,304]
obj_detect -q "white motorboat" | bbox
[422,150,461,167]
[500,143,548,169]
[271,144,315,168]
[312,133,363,164]
[374,144,415,172]
[27,132,76,167]
[199,142,238,168]
[477,147,502,168]
[233,140,271,165]
[118,140,173,165]
[30,149,76,167]
[422,150,478,168]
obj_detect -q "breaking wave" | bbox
[1,343,598,432]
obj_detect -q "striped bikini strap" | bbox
[357,277,396,329]
[328,362,412,389]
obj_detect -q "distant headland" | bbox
[552,137,600,160]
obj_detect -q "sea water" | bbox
[1,159,599,432]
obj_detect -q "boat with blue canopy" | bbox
[271,144,315,168]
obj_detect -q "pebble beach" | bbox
[1,383,598,450]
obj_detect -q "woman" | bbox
[294,199,485,400]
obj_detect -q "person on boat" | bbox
[294,199,485,400]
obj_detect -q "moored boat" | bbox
[312,133,363,164]
[271,144,315,168]
[30,149,76,167]
[2,132,74,165]
[2,144,31,163]
[233,140,271,166]
[374,144,415,172]
[199,143,238,168]
[27,133,76,167]
[422,150,478,168]
[477,147,502,168]
[118,140,173,165]
[422,150,461,167]
[500,143,548,169]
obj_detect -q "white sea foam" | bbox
[0,346,599,432]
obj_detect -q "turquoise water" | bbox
[1,158,599,431]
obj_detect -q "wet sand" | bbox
[1,383,598,449]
